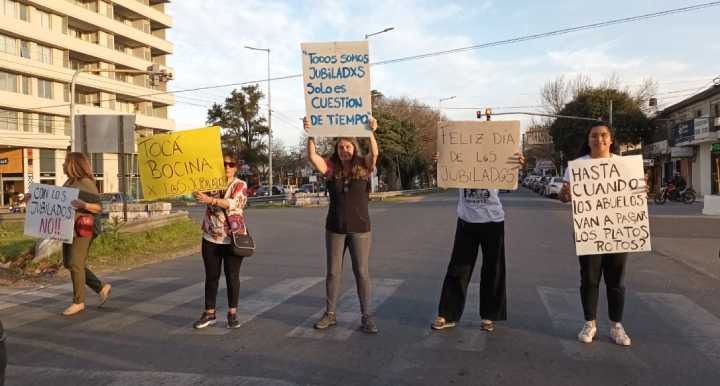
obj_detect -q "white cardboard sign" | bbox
[568,155,651,255]
[24,183,79,243]
[437,120,521,190]
[301,41,372,137]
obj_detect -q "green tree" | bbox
[549,87,650,159]
[206,85,269,178]
[372,94,437,189]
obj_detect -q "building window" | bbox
[19,41,30,58]
[37,79,53,99]
[22,112,32,131]
[0,34,17,56]
[38,114,53,133]
[37,45,53,64]
[38,10,52,30]
[64,117,70,136]
[0,109,18,131]
[39,149,55,174]
[0,71,18,92]
[714,103,719,118]
[91,153,104,174]
[20,75,30,94]
[1,0,17,18]
[18,2,28,21]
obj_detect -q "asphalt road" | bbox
[3,189,719,385]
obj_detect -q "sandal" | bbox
[431,316,457,330]
[480,319,495,332]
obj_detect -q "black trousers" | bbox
[201,239,243,310]
[438,219,507,322]
[578,253,628,322]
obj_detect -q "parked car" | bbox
[254,185,285,196]
[297,184,317,194]
[533,176,551,193]
[544,177,565,198]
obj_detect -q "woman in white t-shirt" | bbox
[431,152,524,332]
[559,122,632,346]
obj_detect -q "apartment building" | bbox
[0,0,174,205]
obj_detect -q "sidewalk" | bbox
[653,237,720,280]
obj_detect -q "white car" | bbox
[544,177,565,198]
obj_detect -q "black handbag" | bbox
[222,206,255,257]
[230,229,255,257]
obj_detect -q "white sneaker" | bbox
[610,323,632,347]
[577,321,597,343]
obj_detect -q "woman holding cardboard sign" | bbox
[431,152,524,333]
[303,116,380,334]
[559,122,632,347]
[192,152,249,329]
[61,152,112,316]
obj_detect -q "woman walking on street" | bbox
[559,122,633,347]
[304,116,380,334]
[61,152,111,316]
[192,152,249,329]
[431,153,524,332]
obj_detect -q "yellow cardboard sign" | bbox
[138,126,226,200]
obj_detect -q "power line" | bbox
[20,2,719,114]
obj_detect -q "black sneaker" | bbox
[313,312,337,329]
[361,315,379,334]
[227,312,241,329]
[192,311,216,329]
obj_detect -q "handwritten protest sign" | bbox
[568,155,651,255]
[301,41,372,137]
[437,121,521,190]
[138,126,225,200]
[24,183,78,243]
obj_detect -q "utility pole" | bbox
[364,27,394,192]
[245,46,273,191]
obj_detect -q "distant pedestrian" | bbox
[60,152,111,316]
[303,116,380,334]
[431,153,524,332]
[559,122,632,346]
[192,152,248,329]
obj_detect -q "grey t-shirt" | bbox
[456,188,505,223]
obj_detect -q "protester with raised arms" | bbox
[559,122,633,346]
[303,116,380,334]
[60,152,111,316]
[192,152,249,329]
[431,151,524,333]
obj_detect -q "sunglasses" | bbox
[224,162,237,168]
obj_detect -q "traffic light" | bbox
[476,110,482,119]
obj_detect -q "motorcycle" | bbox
[654,183,696,204]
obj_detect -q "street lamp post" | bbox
[364,27,395,40]
[364,27,394,191]
[245,46,273,191]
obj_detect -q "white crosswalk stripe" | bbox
[67,277,252,332]
[2,277,180,330]
[418,283,487,352]
[171,277,323,335]
[0,275,130,311]
[635,292,720,364]
[287,278,404,341]
[537,286,648,367]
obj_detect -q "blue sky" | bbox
[167,0,720,148]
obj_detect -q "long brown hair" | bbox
[329,137,369,180]
[64,152,95,182]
